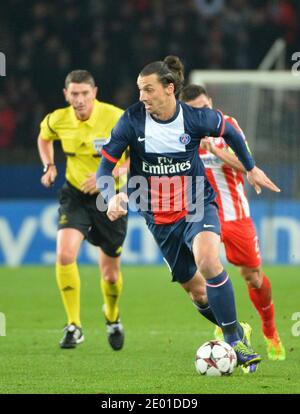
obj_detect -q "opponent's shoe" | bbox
[214,322,251,345]
[238,322,259,374]
[240,322,252,347]
[103,306,124,351]
[264,334,286,361]
[59,324,84,349]
[214,325,223,341]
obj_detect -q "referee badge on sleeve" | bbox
[93,137,110,153]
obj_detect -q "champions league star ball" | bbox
[195,340,237,377]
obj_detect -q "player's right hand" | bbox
[107,193,128,221]
[41,166,57,187]
[247,166,280,194]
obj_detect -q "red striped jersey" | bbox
[199,116,250,222]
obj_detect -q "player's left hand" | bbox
[81,173,99,195]
[247,166,280,194]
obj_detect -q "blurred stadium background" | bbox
[0,0,299,267]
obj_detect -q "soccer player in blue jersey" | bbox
[96,56,280,371]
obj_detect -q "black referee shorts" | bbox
[57,181,128,257]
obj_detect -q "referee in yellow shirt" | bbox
[38,70,128,350]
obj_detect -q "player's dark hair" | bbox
[180,84,208,102]
[139,55,185,96]
[65,70,95,88]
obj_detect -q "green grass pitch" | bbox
[0,265,299,394]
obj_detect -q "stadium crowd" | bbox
[0,0,299,154]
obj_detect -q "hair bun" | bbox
[163,55,184,82]
[164,55,182,71]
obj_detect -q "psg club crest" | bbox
[179,133,191,145]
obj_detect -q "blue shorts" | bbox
[147,202,220,283]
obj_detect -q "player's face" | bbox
[64,82,97,120]
[137,74,174,118]
[185,94,212,109]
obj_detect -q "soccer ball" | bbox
[195,340,237,377]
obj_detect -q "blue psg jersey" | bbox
[100,100,249,224]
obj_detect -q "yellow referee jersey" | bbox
[40,99,127,191]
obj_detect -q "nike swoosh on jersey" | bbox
[217,113,222,129]
[203,224,215,228]
[137,137,146,142]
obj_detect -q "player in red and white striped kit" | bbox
[180,84,285,361]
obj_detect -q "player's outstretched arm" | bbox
[221,120,280,193]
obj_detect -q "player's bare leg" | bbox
[99,251,124,351]
[181,270,207,305]
[181,270,223,326]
